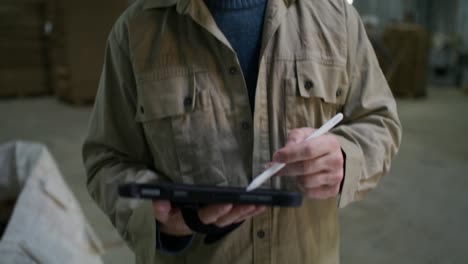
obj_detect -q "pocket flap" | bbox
[135,74,200,122]
[295,60,348,104]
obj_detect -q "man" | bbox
[83,0,402,263]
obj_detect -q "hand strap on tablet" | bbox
[179,207,244,244]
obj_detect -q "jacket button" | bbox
[304,80,314,90]
[241,121,250,130]
[140,106,144,114]
[229,66,238,74]
[183,96,193,106]
[336,89,343,97]
[257,230,265,239]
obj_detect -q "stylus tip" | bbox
[246,183,257,192]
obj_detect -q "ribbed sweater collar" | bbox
[204,0,266,10]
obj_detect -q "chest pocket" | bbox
[136,74,207,121]
[284,60,348,130]
[135,70,228,186]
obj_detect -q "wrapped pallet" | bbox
[0,141,104,264]
[383,24,430,98]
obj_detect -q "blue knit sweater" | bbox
[204,0,267,111]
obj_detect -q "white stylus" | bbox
[246,113,344,192]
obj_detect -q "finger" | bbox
[281,151,343,177]
[251,206,267,217]
[300,168,344,188]
[261,162,274,171]
[158,207,193,236]
[169,207,182,217]
[304,184,340,200]
[273,135,335,164]
[278,156,328,177]
[284,128,315,147]
[234,206,266,223]
[298,171,329,189]
[215,205,256,227]
[152,200,171,223]
[170,209,193,235]
[198,204,233,225]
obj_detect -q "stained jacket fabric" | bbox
[0,141,104,264]
[82,0,402,263]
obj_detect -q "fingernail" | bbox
[154,203,169,212]
[247,206,255,212]
[218,223,228,228]
[223,204,233,212]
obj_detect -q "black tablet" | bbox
[118,183,302,207]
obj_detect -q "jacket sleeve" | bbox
[82,25,158,252]
[333,2,403,208]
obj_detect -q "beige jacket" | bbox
[83,0,402,263]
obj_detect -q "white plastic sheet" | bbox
[0,141,103,264]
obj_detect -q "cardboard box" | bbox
[0,68,48,97]
[0,0,128,101]
[0,0,50,97]
[56,0,128,104]
[0,42,45,67]
[383,24,430,98]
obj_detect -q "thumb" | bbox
[152,200,172,223]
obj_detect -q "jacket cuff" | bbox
[334,135,363,208]
[156,221,194,255]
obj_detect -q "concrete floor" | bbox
[0,87,467,263]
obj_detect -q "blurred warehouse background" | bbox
[0,0,467,263]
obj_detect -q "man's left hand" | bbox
[272,128,344,199]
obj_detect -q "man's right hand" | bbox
[152,200,266,236]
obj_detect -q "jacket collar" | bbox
[143,0,177,9]
[141,0,296,56]
[142,0,296,11]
